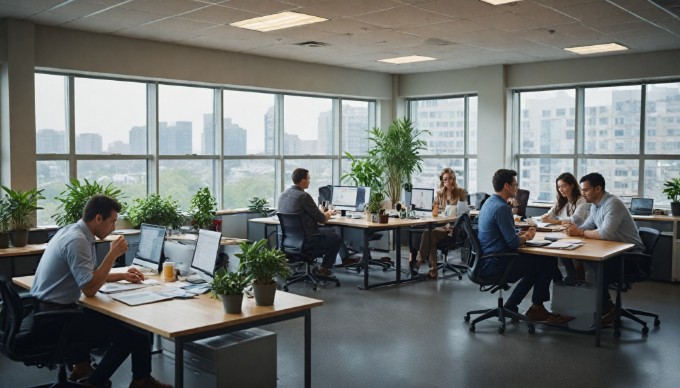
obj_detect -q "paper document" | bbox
[110,291,173,306]
[99,279,160,294]
[545,241,584,250]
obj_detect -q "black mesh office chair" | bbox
[514,189,530,220]
[613,227,662,335]
[468,192,490,210]
[277,213,340,291]
[0,277,93,388]
[459,214,535,334]
[435,216,468,279]
[318,185,332,206]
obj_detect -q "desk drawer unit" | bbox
[160,328,277,388]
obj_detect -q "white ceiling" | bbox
[1,0,679,74]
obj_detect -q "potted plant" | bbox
[1,186,45,247]
[248,197,272,217]
[0,195,11,248]
[366,192,384,222]
[341,152,384,192]
[368,117,428,206]
[236,239,290,306]
[126,194,185,230]
[189,187,217,231]
[662,177,680,216]
[52,178,125,227]
[210,267,250,314]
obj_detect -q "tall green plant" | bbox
[248,197,272,217]
[189,187,217,230]
[340,152,384,192]
[369,118,428,204]
[0,195,11,233]
[662,178,680,203]
[236,239,290,285]
[1,186,45,231]
[126,194,185,229]
[52,178,125,227]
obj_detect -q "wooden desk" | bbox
[249,215,457,290]
[0,244,47,277]
[14,274,323,388]
[165,233,248,246]
[518,233,634,346]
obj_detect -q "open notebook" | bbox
[109,291,174,306]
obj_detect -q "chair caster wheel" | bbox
[469,325,476,332]
[528,324,535,334]
[498,325,505,334]
[283,286,289,292]
[312,285,317,291]
[355,267,361,274]
[464,315,470,322]
[457,275,462,280]
[642,326,649,335]
[654,319,660,327]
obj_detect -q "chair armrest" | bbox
[19,293,37,318]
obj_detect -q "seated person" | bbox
[30,195,171,388]
[478,169,572,324]
[410,167,467,280]
[278,168,347,277]
[564,172,645,326]
[540,172,590,284]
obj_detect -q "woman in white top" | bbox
[541,172,589,284]
[409,167,467,280]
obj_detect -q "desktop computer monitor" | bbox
[630,197,654,215]
[190,229,222,282]
[132,223,166,273]
[410,188,434,212]
[331,186,359,212]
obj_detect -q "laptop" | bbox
[131,224,166,274]
[630,198,654,215]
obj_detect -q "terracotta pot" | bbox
[378,214,389,224]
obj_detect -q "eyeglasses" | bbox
[442,177,455,181]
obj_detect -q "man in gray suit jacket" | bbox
[278,168,344,277]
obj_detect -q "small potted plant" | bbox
[0,195,11,248]
[188,187,217,231]
[365,192,384,222]
[52,178,125,227]
[662,177,680,216]
[210,267,250,314]
[126,193,185,231]
[236,239,290,306]
[248,197,273,217]
[1,186,45,247]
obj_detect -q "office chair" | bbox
[514,189,530,220]
[459,214,535,334]
[277,213,340,291]
[0,277,93,388]
[468,192,489,210]
[318,185,332,206]
[435,216,468,279]
[613,227,662,335]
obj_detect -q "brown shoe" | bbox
[313,267,333,277]
[129,375,172,388]
[69,362,95,382]
[525,305,574,324]
[601,301,617,327]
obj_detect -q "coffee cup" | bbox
[162,261,176,282]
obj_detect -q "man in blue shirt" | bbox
[478,169,572,324]
[31,195,170,388]
[564,172,645,325]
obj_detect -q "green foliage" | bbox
[366,192,384,214]
[52,178,125,227]
[369,118,428,204]
[662,178,680,203]
[0,195,11,233]
[248,197,272,217]
[126,194,185,229]
[189,187,217,230]
[210,267,250,297]
[236,239,290,285]
[1,186,45,231]
[341,152,384,193]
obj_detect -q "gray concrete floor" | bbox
[3,249,680,388]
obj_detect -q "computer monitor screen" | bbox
[331,186,359,211]
[410,188,434,212]
[630,198,654,215]
[132,223,166,273]
[355,186,370,212]
[190,229,222,282]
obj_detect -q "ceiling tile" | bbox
[413,0,507,19]
[353,5,452,28]
[179,4,259,24]
[301,0,402,19]
[86,6,166,25]
[120,0,208,17]
[222,0,295,15]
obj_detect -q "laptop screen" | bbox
[630,198,654,215]
[132,223,166,272]
[190,229,222,281]
[410,188,434,212]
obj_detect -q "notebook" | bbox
[110,291,173,306]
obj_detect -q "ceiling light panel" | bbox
[564,43,628,55]
[480,0,522,5]
[378,55,437,64]
[230,12,328,32]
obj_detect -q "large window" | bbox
[35,73,377,225]
[515,81,680,206]
[407,96,478,193]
